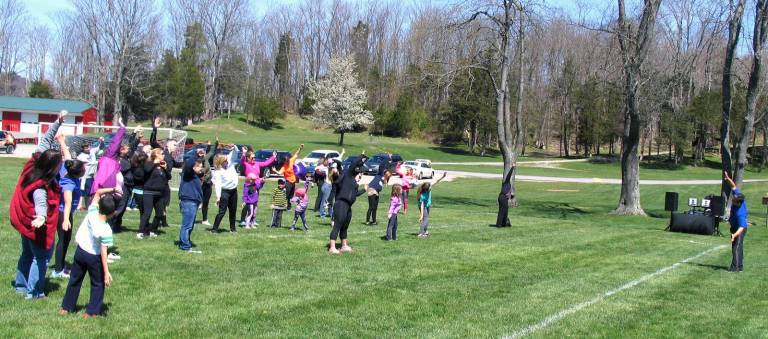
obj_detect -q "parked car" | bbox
[301,149,342,167]
[402,159,434,180]
[254,149,291,178]
[0,130,16,154]
[341,156,362,172]
[363,153,403,175]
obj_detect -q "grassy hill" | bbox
[180,113,556,162]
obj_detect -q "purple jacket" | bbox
[91,126,126,194]
[242,180,263,204]
[388,196,402,218]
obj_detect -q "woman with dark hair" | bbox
[10,110,66,299]
[496,168,515,227]
[51,140,86,279]
[111,125,143,232]
[130,151,148,216]
[137,148,169,239]
[200,138,218,226]
[328,153,368,254]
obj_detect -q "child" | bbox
[59,187,117,317]
[290,187,310,231]
[395,163,414,215]
[386,184,403,241]
[418,172,447,237]
[270,179,288,228]
[241,174,264,229]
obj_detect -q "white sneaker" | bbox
[340,245,353,253]
[51,270,70,279]
[184,249,202,254]
[107,253,121,260]
[136,233,145,240]
[149,232,158,238]
[201,220,211,226]
[328,247,341,254]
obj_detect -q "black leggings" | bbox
[139,192,164,235]
[366,194,379,223]
[201,182,212,221]
[285,181,296,208]
[54,212,74,272]
[496,194,511,227]
[213,188,238,232]
[330,200,352,241]
[110,185,131,232]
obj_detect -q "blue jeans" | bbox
[319,183,332,217]
[15,236,53,298]
[178,200,198,250]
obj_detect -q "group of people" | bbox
[9,111,454,317]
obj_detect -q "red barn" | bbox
[0,96,106,140]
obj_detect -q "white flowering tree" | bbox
[310,54,373,146]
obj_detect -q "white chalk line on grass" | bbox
[503,244,728,339]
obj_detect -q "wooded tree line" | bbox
[1,1,767,174]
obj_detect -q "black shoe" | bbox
[304,226,309,231]
[210,230,220,235]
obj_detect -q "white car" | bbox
[301,149,342,167]
[403,160,434,180]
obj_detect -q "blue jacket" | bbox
[179,154,203,203]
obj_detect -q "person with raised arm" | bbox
[150,117,176,228]
[278,144,304,209]
[90,117,127,195]
[11,110,66,299]
[495,168,515,227]
[52,134,86,279]
[59,187,117,317]
[211,144,240,233]
[199,137,219,226]
[417,172,448,237]
[724,171,749,272]
[111,125,143,233]
[178,149,205,253]
[328,152,368,254]
[365,152,392,226]
[239,147,276,226]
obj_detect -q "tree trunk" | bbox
[721,0,747,201]
[613,0,661,216]
[338,131,345,146]
[760,120,767,171]
[734,0,768,186]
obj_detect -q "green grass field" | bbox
[180,114,556,163]
[1,157,766,338]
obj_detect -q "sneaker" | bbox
[253,222,259,226]
[210,230,219,235]
[107,253,121,260]
[340,245,353,253]
[240,221,246,226]
[201,220,211,226]
[183,249,202,254]
[304,226,309,231]
[148,232,158,238]
[289,227,297,231]
[136,233,146,240]
[328,247,341,254]
[51,270,70,279]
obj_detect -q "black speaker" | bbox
[708,195,724,217]
[665,192,679,212]
[670,213,716,235]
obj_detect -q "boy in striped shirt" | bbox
[269,179,288,228]
[59,188,117,317]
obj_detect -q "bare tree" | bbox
[731,0,768,186]
[25,25,50,82]
[0,0,26,94]
[719,0,746,199]
[613,0,662,216]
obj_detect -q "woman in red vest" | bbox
[11,111,67,299]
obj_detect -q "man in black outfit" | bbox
[329,153,368,254]
[496,168,514,227]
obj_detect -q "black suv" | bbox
[363,153,402,175]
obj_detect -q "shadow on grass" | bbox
[686,262,729,271]
[440,196,493,208]
[237,117,284,130]
[522,201,592,219]
[312,141,343,147]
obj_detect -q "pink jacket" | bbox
[388,196,402,218]
[91,126,126,194]
[242,153,276,179]
[395,163,412,190]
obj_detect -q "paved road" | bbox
[439,170,768,185]
[432,159,588,166]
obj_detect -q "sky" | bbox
[22,0,602,30]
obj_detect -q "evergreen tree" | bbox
[28,80,53,98]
